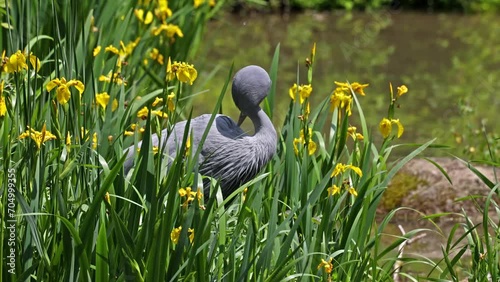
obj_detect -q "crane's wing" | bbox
[122,114,249,180]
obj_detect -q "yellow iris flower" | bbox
[4,50,28,73]
[170,226,195,244]
[152,97,163,107]
[46,77,85,105]
[330,88,352,116]
[317,258,333,274]
[293,128,316,156]
[150,48,164,65]
[347,186,358,197]
[137,107,149,119]
[152,110,168,119]
[95,92,118,111]
[18,123,57,149]
[103,39,140,70]
[92,132,98,150]
[99,72,127,85]
[0,81,6,117]
[379,118,404,138]
[134,9,153,24]
[152,23,184,39]
[170,226,182,244]
[347,126,364,141]
[166,58,197,85]
[167,92,176,111]
[289,83,312,104]
[350,82,369,96]
[104,45,119,55]
[331,163,362,178]
[155,0,173,21]
[179,187,203,207]
[334,81,369,96]
[329,81,368,116]
[327,185,340,197]
[194,0,215,8]
[66,132,71,146]
[28,53,41,72]
[188,228,195,243]
[3,50,40,73]
[93,46,101,57]
[397,85,408,97]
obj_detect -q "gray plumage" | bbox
[123,65,277,199]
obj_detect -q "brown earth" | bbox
[380,157,499,223]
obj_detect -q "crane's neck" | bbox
[247,108,277,157]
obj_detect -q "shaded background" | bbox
[190,10,499,159]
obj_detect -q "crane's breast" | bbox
[199,137,270,199]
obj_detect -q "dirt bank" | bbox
[380,157,499,222]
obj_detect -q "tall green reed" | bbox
[1,0,219,280]
[5,0,495,281]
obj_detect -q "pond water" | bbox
[188,11,498,275]
[193,10,499,158]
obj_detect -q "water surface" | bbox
[193,11,499,157]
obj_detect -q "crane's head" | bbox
[232,65,271,125]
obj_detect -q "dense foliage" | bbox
[0,0,498,281]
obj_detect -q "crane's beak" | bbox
[237,112,247,126]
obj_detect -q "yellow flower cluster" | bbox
[167,58,198,85]
[293,128,317,156]
[1,50,41,73]
[93,39,139,88]
[317,257,333,274]
[18,123,57,150]
[330,81,369,116]
[327,163,362,197]
[133,0,186,40]
[289,83,312,105]
[96,38,140,70]
[46,77,85,105]
[126,91,176,137]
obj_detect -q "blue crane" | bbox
[123,65,277,200]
